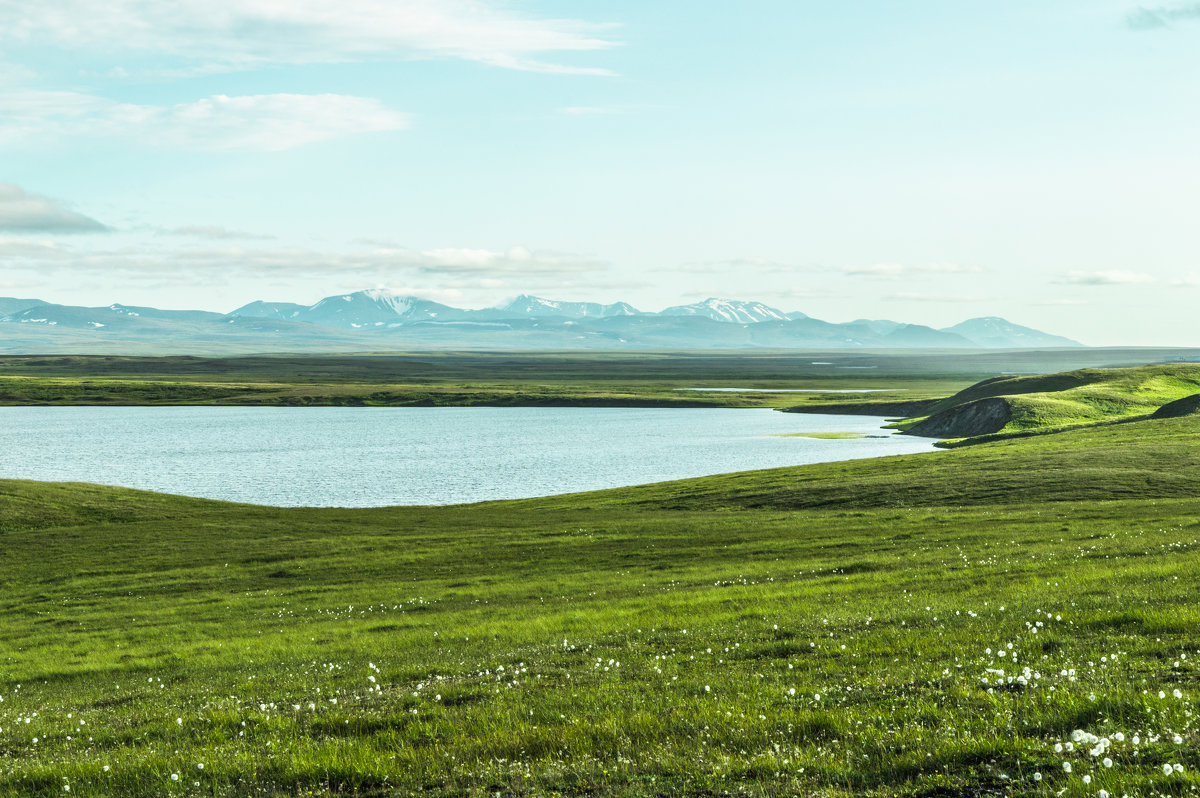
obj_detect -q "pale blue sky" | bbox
[1,0,1198,344]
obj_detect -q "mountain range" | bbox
[0,290,1083,353]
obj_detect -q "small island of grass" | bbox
[774,431,869,439]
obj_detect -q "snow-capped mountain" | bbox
[659,298,791,324]
[301,290,472,329]
[228,291,643,328]
[0,291,1086,352]
[489,294,641,319]
[230,290,472,329]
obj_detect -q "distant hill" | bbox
[0,290,1085,353]
[852,318,904,336]
[940,317,1080,349]
[228,300,308,321]
[0,297,44,316]
[0,302,222,330]
[881,324,974,348]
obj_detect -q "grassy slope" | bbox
[895,364,1200,443]
[4,417,1200,795]
[550,413,1200,511]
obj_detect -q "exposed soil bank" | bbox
[905,397,1013,439]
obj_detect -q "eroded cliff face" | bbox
[906,396,1013,439]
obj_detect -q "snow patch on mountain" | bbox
[495,294,642,319]
[660,298,791,323]
[361,289,416,316]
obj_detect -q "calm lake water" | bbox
[0,407,937,507]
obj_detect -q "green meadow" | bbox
[3,360,1200,795]
[0,349,1194,409]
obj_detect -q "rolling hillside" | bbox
[892,364,1200,443]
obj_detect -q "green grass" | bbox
[0,352,959,409]
[893,364,1200,443]
[1,350,1195,409]
[0,373,780,408]
[5,413,1200,795]
[773,432,868,439]
[986,366,1200,431]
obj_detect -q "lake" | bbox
[0,407,937,506]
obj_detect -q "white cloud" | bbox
[0,238,631,308]
[0,237,71,256]
[884,292,988,303]
[0,91,409,151]
[560,106,625,116]
[1127,3,1200,29]
[163,226,275,241]
[1056,270,1156,285]
[1,240,608,280]
[358,244,606,276]
[1034,298,1089,306]
[669,258,806,275]
[776,286,838,299]
[0,185,108,232]
[1171,275,1200,287]
[0,0,618,75]
[842,263,983,280]
[0,59,35,84]
[0,277,45,290]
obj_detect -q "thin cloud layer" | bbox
[1056,270,1155,285]
[0,237,70,256]
[164,226,275,241]
[0,0,617,75]
[0,92,409,151]
[883,292,988,303]
[0,238,624,308]
[560,106,627,116]
[0,184,108,232]
[843,263,983,280]
[0,240,608,280]
[670,258,805,275]
[1127,3,1200,29]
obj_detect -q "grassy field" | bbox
[0,353,954,408]
[4,408,1200,796]
[0,349,1195,408]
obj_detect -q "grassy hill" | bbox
[4,413,1200,795]
[892,364,1200,444]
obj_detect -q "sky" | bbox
[1,0,1199,345]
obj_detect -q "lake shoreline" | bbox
[0,406,938,507]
